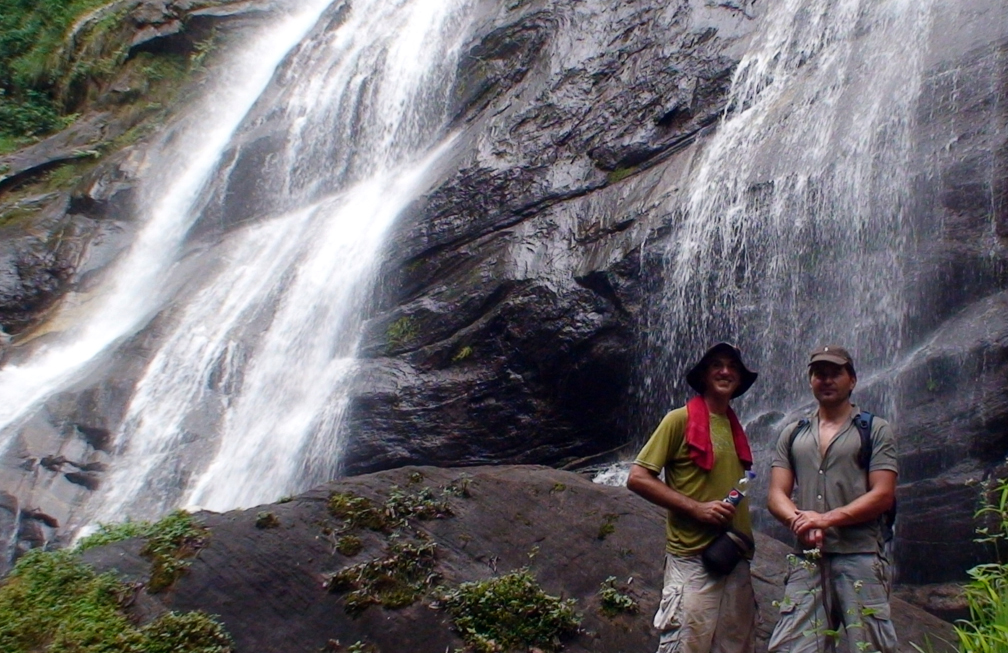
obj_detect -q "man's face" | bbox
[809,362,856,406]
[703,353,741,400]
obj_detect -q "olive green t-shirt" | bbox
[634,406,754,555]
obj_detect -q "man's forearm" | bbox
[821,486,894,528]
[627,465,700,517]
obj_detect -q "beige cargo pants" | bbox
[654,552,756,653]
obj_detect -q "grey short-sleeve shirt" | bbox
[771,406,898,554]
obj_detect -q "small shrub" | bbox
[451,345,473,363]
[336,535,363,557]
[407,471,424,484]
[386,316,417,348]
[325,541,438,614]
[955,478,1008,651]
[551,483,566,494]
[142,510,209,593]
[597,576,639,617]
[141,610,234,653]
[347,641,379,653]
[443,475,473,498]
[328,492,389,531]
[384,486,453,524]
[255,512,280,529]
[439,569,581,653]
[597,514,618,540]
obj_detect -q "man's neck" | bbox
[818,401,853,424]
[704,394,731,416]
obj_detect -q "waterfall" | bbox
[647,0,936,417]
[0,1,335,439]
[0,0,475,532]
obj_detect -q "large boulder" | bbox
[80,466,956,652]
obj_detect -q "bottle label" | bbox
[725,489,743,506]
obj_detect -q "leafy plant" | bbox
[325,541,439,614]
[954,478,1008,652]
[328,492,389,532]
[386,316,417,348]
[597,576,638,617]
[141,510,209,593]
[255,512,280,529]
[438,569,581,653]
[597,514,618,540]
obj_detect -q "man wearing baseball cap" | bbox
[767,345,898,653]
[627,342,759,653]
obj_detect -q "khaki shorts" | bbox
[768,553,897,653]
[654,552,756,653]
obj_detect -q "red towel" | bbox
[684,395,753,472]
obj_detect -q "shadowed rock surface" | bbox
[81,466,957,653]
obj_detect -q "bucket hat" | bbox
[685,342,758,399]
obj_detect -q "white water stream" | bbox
[650,0,936,413]
[0,0,474,530]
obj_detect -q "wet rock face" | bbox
[340,0,757,472]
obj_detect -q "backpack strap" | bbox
[853,411,896,541]
[786,418,810,478]
[853,411,874,469]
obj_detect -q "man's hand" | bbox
[692,500,736,526]
[790,510,829,537]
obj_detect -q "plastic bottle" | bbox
[723,471,756,506]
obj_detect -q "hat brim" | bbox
[685,342,759,399]
[808,354,849,367]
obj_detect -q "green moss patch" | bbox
[0,547,233,653]
[438,569,581,653]
[325,541,439,615]
[77,510,209,594]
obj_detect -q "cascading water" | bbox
[0,0,475,533]
[645,0,936,419]
[0,0,334,437]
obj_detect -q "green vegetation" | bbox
[597,513,618,540]
[443,474,473,498]
[328,492,390,532]
[77,510,210,593]
[606,166,636,184]
[1,0,123,137]
[336,535,363,557]
[0,0,220,149]
[0,548,233,652]
[325,541,438,615]
[384,485,453,524]
[324,486,459,614]
[255,511,280,529]
[438,569,581,653]
[452,345,473,363]
[597,576,639,618]
[139,510,209,593]
[955,478,1008,652]
[386,316,417,348]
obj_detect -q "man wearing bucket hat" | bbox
[766,345,898,653]
[627,342,759,653]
